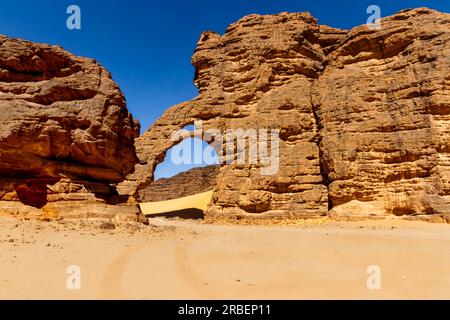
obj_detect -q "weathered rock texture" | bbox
[314,8,450,221]
[141,166,219,202]
[123,8,450,222]
[0,35,143,223]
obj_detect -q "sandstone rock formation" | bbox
[0,35,144,223]
[314,8,450,220]
[126,8,450,222]
[140,165,219,202]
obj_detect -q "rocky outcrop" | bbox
[120,11,334,219]
[0,35,144,223]
[140,166,219,202]
[314,8,450,221]
[126,8,450,222]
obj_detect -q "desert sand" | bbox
[0,213,449,300]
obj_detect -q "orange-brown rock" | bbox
[314,8,450,221]
[121,11,335,219]
[0,35,143,223]
[127,8,450,222]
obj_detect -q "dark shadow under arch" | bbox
[146,208,205,220]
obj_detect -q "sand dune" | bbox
[139,191,213,216]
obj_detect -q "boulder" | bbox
[0,35,143,223]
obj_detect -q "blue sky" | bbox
[0,0,448,178]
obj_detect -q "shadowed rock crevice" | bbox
[14,182,52,209]
[310,86,332,211]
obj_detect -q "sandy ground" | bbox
[0,214,449,300]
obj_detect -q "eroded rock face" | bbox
[121,11,334,219]
[314,8,450,220]
[0,35,143,223]
[123,8,450,222]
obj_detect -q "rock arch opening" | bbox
[139,137,220,219]
[154,137,219,180]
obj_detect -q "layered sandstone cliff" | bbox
[0,36,144,223]
[314,8,450,220]
[126,8,450,222]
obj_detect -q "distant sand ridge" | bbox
[140,191,214,219]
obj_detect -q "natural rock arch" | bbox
[118,12,335,220]
[119,9,450,222]
[117,110,223,198]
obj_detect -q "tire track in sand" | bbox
[99,244,144,299]
[175,240,219,299]
[99,235,216,299]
